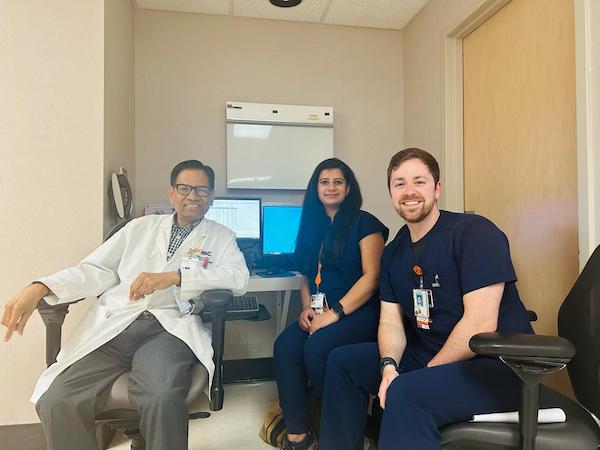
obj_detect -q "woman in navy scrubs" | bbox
[273,158,389,450]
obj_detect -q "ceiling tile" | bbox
[232,0,330,24]
[324,0,428,30]
[136,0,231,16]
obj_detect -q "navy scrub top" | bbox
[380,210,533,361]
[302,210,389,307]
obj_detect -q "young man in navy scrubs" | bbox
[318,148,533,450]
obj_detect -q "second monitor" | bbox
[258,204,302,275]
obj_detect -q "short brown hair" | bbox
[387,148,440,189]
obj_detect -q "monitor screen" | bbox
[205,198,261,239]
[262,205,302,255]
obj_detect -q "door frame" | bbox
[443,0,597,269]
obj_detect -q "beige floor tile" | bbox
[109,381,278,450]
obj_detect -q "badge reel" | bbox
[177,298,194,315]
[311,292,327,315]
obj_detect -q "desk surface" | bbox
[247,271,303,292]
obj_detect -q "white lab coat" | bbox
[30,214,249,404]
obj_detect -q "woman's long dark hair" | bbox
[294,158,362,273]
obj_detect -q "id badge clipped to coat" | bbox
[413,288,433,329]
[177,252,204,315]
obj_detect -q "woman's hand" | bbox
[309,310,338,335]
[298,308,315,332]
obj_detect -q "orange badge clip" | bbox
[412,265,423,276]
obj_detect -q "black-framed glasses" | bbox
[174,184,211,197]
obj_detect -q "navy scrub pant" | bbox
[319,342,523,450]
[273,303,379,434]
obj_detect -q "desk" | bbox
[222,272,303,384]
[247,271,303,334]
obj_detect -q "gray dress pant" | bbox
[36,314,199,450]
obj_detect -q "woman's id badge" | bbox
[311,292,326,315]
[413,288,433,329]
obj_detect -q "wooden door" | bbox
[463,0,577,393]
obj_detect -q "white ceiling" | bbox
[134,0,430,31]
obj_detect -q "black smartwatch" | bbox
[331,302,346,319]
[379,357,398,375]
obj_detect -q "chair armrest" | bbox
[199,289,233,310]
[470,332,575,363]
[469,332,575,450]
[194,289,233,411]
[37,298,86,367]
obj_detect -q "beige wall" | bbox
[134,11,404,236]
[104,0,135,235]
[402,0,486,209]
[0,0,105,425]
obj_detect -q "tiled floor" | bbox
[109,381,278,450]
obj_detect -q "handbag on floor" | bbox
[259,402,286,447]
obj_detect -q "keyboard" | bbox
[255,269,295,278]
[202,295,259,317]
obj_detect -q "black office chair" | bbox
[441,245,600,450]
[37,288,232,449]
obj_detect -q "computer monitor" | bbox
[205,197,261,240]
[262,205,302,255]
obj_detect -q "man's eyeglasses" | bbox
[174,184,211,197]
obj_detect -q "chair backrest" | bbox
[558,244,600,418]
[104,218,132,242]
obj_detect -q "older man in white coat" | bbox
[1,160,249,450]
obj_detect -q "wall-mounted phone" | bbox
[109,167,133,221]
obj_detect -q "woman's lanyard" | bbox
[315,260,322,293]
[311,258,328,313]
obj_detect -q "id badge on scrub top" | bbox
[413,289,433,329]
[311,292,327,315]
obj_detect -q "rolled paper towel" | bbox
[471,408,566,423]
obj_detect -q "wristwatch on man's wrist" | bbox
[379,357,398,375]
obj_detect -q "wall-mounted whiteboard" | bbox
[226,101,333,190]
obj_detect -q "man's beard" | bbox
[397,197,435,224]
